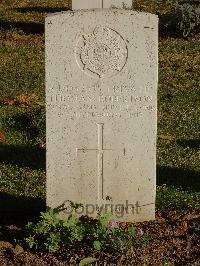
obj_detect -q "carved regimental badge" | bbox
[75,26,128,78]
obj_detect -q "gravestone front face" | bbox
[72,0,133,9]
[46,9,158,222]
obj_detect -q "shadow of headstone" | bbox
[0,192,45,226]
[14,6,70,13]
[0,19,44,35]
[157,165,200,191]
[0,144,46,170]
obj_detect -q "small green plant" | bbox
[82,213,148,252]
[79,257,99,266]
[108,223,149,251]
[25,209,84,252]
[24,209,149,252]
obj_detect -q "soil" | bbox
[0,211,199,266]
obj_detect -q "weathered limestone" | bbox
[46,9,158,222]
[72,0,133,10]
[72,0,102,9]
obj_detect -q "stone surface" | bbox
[72,0,133,10]
[46,9,158,222]
[72,0,102,10]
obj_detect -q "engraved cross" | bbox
[76,123,113,200]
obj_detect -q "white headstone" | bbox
[72,0,102,9]
[72,0,133,10]
[46,9,158,222]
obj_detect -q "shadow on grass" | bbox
[157,165,200,191]
[0,6,71,35]
[2,107,45,144]
[177,139,200,149]
[14,6,70,13]
[0,144,45,170]
[0,192,45,226]
[159,13,181,39]
[0,19,44,34]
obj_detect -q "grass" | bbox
[0,44,44,99]
[0,0,199,221]
[0,0,71,23]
